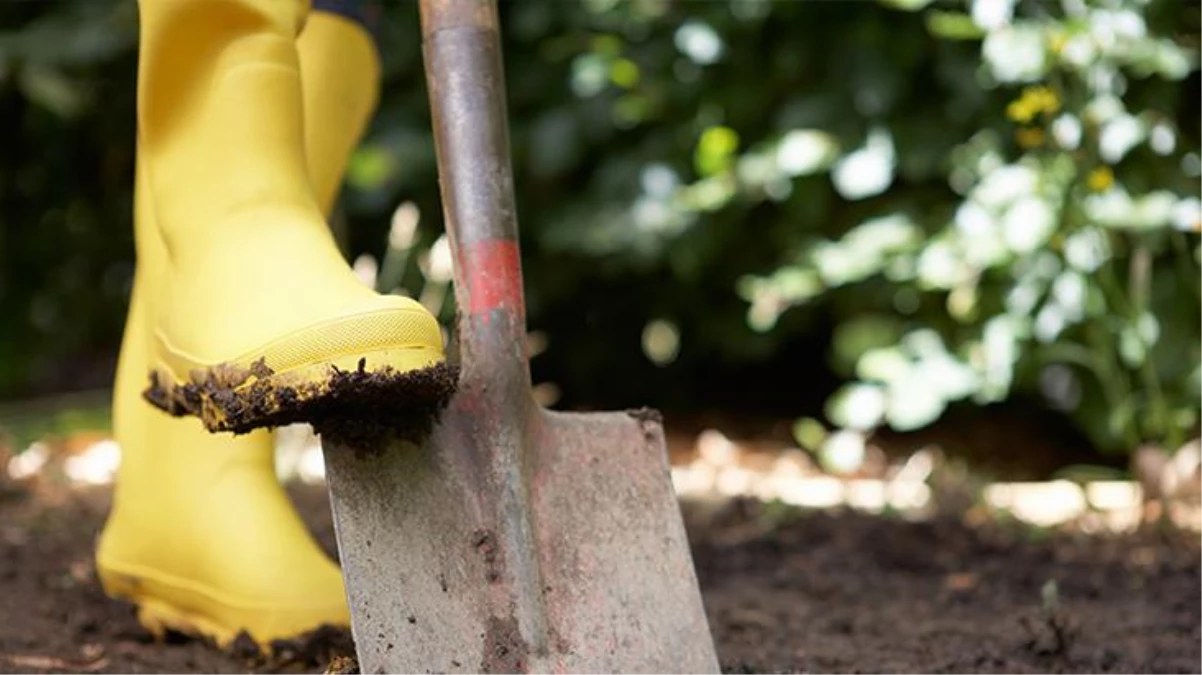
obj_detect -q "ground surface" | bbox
[0,484,1197,674]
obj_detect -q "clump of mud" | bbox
[145,358,459,445]
[222,624,357,673]
[324,654,360,674]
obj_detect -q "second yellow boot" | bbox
[97,6,406,651]
[97,158,350,650]
[135,0,454,436]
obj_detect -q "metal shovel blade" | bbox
[323,405,718,673]
[319,0,719,672]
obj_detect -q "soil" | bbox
[0,485,1197,674]
[145,360,459,443]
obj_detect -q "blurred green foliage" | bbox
[0,1,137,396]
[0,0,1197,455]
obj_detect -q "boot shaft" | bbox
[136,0,323,260]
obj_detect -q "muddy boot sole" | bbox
[145,353,458,444]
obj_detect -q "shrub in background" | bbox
[727,0,1202,453]
[0,0,1197,458]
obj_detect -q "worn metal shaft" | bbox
[420,0,529,390]
[417,0,550,656]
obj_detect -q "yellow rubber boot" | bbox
[135,0,451,434]
[97,8,394,650]
[299,11,382,212]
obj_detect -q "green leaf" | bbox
[792,417,827,451]
[18,64,86,118]
[347,145,397,192]
[925,11,985,41]
[880,0,935,11]
[694,125,740,177]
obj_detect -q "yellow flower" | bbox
[1033,87,1061,116]
[1049,31,1068,54]
[1087,166,1114,192]
[1006,86,1062,124]
[1006,100,1035,124]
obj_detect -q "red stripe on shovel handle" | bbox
[463,239,524,318]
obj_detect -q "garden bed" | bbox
[0,483,1196,674]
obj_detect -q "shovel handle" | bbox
[420,0,529,387]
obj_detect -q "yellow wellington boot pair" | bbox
[97,4,451,650]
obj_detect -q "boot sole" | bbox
[96,556,347,652]
[143,309,458,441]
[146,347,458,442]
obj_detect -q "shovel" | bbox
[318,0,720,672]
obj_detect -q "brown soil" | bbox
[0,486,1197,674]
[145,360,458,443]
[690,500,1200,674]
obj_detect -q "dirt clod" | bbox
[1020,610,1078,659]
[472,529,502,583]
[625,407,663,425]
[264,624,355,672]
[324,655,359,674]
[227,632,260,662]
